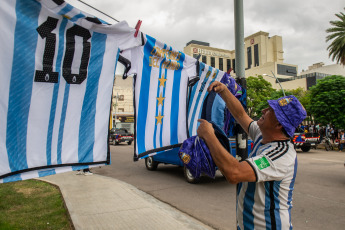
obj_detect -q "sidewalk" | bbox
[39,171,213,230]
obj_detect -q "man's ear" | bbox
[276,123,283,130]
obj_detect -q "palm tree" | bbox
[326,8,345,66]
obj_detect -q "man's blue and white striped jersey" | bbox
[0,0,142,183]
[122,35,197,160]
[237,121,298,229]
[187,63,225,137]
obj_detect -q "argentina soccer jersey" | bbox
[121,35,198,160]
[0,0,142,183]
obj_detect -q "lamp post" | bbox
[263,71,286,97]
[234,0,248,161]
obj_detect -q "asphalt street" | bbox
[93,144,345,230]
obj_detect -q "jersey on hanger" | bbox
[0,0,142,183]
[122,34,197,160]
[187,62,226,137]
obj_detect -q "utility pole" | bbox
[234,0,248,161]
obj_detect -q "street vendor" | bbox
[197,81,306,229]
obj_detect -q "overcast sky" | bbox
[68,0,344,72]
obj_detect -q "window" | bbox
[118,95,124,101]
[118,108,124,112]
[210,57,215,67]
[277,64,297,77]
[219,58,223,71]
[254,44,259,67]
[232,59,236,73]
[247,47,252,69]
[227,59,231,72]
[202,55,207,63]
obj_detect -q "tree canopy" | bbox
[246,76,274,118]
[308,75,345,129]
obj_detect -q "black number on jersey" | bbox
[63,25,91,84]
[35,17,91,84]
[35,16,59,83]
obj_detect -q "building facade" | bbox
[111,75,134,133]
[184,31,299,91]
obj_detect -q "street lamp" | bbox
[263,71,286,97]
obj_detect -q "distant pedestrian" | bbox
[339,131,345,152]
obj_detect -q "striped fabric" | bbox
[187,63,225,137]
[0,0,142,183]
[122,35,197,160]
[236,121,298,229]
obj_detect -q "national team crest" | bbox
[179,152,191,164]
[278,97,294,106]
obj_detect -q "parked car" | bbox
[144,138,253,183]
[292,132,319,152]
[109,128,134,145]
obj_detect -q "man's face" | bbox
[257,107,280,131]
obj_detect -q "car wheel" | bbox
[115,141,119,145]
[127,141,132,145]
[184,166,200,184]
[301,146,311,152]
[145,157,158,171]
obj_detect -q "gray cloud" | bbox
[69,0,344,71]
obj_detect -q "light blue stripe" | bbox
[3,174,22,183]
[70,13,85,22]
[72,165,90,171]
[249,136,263,157]
[137,35,155,154]
[6,0,40,172]
[170,52,185,145]
[57,83,70,164]
[57,4,73,15]
[78,32,106,163]
[187,62,204,136]
[189,66,212,137]
[46,18,68,166]
[153,45,167,149]
[38,169,56,177]
[195,68,219,128]
[288,157,298,229]
[264,181,272,229]
[188,62,205,116]
[273,181,282,229]
[243,182,255,229]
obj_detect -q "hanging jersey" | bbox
[122,34,197,160]
[187,63,225,136]
[0,0,142,183]
[237,121,298,229]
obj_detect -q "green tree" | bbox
[246,76,274,118]
[308,75,345,129]
[326,8,345,66]
[254,87,310,119]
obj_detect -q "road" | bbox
[93,144,345,230]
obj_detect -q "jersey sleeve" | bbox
[248,121,261,142]
[245,142,296,182]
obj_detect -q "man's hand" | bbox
[208,81,227,95]
[197,119,216,140]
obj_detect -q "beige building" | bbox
[184,31,299,91]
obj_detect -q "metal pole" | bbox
[234,0,248,161]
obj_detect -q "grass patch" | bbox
[0,179,73,230]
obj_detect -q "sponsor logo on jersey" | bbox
[254,156,270,170]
